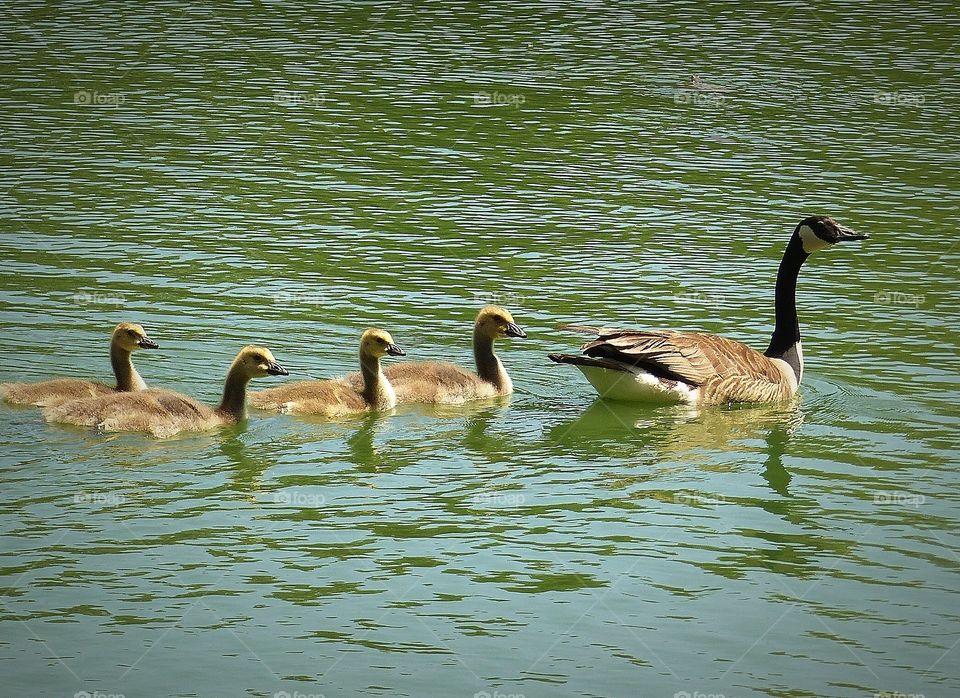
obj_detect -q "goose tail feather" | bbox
[547,354,632,372]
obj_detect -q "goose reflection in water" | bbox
[548,399,804,493]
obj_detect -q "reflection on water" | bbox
[549,399,803,464]
[760,424,793,497]
[1,0,958,696]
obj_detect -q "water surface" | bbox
[1,2,958,697]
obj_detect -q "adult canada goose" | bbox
[346,306,526,405]
[549,216,868,405]
[0,322,158,407]
[43,346,287,438]
[249,328,405,416]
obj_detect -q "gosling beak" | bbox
[504,322,527,338]
[836,224,869,242]
[138,337,159,349]
[386,344,406,357]
[266,361,289,376]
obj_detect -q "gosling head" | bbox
[235,345,289,378]
[475,305,527,340]
[795,216,869,254]
[112,322,159,352]
[360,328,406,359]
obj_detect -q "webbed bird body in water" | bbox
[0,322,158,408]
[549,216,869,405]
[250,328,405,417]
[44,346,287,438]
[346,305,527,405]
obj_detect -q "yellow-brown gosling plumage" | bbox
[249,329,405,417]
[43,346,287,438]
[347,306,527,405]
[549,216,869,405]
[0,322,158,408]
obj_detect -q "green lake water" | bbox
[1,2,958,696]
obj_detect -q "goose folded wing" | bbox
[581,330,778,387]
[581,331,713,384]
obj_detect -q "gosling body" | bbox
[348,306,526,405]
[43,346,287,438]
[0,323,158,407]
[250,329,404,417]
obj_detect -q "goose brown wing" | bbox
[582,330,782,387]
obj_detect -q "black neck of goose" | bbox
[473,328,503,389]
[110,344,142,392]
[218,364,251,421]
[359,351,381,405]
[765,233,809,369]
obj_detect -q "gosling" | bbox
[249,328,405,417]
[0,322,158,408]
[43,346,287,438]
[347,305,526,405]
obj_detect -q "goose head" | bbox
[112,322,158,351]
[475,305,527,341]
[360,328,405,359]
[795,216,869,254]
[235,345,288,378]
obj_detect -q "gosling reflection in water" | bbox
[219,431,273,497]
[347,411,404,472]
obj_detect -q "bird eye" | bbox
[127,329,137,336]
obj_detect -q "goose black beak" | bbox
[266,362,289,376]
[386,344,406,357]
[836,225,869,242]
[138,337,159,349]
[505,322,527,338]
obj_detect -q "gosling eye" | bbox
[127,329,137,337]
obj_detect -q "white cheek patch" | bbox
[798,224,831,254]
